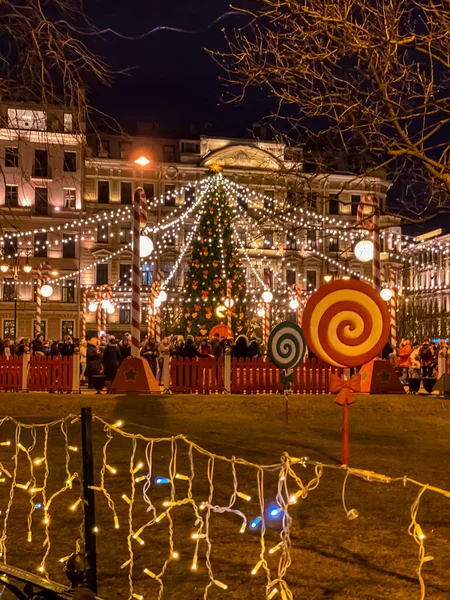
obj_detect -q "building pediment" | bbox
[201,144,282,171]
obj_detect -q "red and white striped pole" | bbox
[81,289,87,342]
[147,293,153,339]
[155,270,164,343]
[296,283,303,327]
[35,263,43,336]
[389,269,397,350]
[97,302,102,341]
[226,280,232,333]
[150,280,159,338]
[131,188,144,357]
[263,271,271,350]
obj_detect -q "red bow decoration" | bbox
[330,374,361,406]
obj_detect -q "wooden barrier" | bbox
[169,356,342,394]
[28,356,73,393]
[0,356,22,391]
[170,357,224,394]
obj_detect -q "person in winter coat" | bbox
[119,336,131,363]
[181,336,203,359]
[248,337,261,359]
[32,334,44,356]
[398,338,411,384]
[419,339,436,378]
[102,336,121,387]
[60,336,75,357]
[198,337,213,356]
[232,335,250,360]
[381,341,393,361]
[141,336,160,375]
[50,340,60,356]
[85,338,102,388]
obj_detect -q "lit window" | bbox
[64,189,76,209]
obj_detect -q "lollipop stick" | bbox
[342,400,349,466]
[285,390,289,425]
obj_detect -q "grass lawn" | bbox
[0,391,449,599]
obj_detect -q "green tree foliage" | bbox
[179,171,248,337]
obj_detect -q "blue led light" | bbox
[250,516,262,529]
[269,506,281,518]
[34,503,43,509]
[155,477,170,485]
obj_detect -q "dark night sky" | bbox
[86,0,266,137]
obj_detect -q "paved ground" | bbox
[0,391,449,599]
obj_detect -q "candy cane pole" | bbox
[226,280,232,333]
[131,188,144,357]
[389,269,397,351]
[35,262,43,336]
[155,270,162,343]
[97,299,102,341]
[263,271,271,350]
[81,289,87,342]
[147,293,153,338]
[296,283,303,327]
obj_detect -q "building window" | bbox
[63,151,77,172]
[264,232,274,249]
[97,225,108,243]
[286,233,297,251]
[3,279,15,301]
[264,190,274,210]
[163,145,176,162]
[121,182,132,205]
[120,264,131,285]
[263,268,273,289]
[64,188,76,209]
[238,230,247,247]
[328,237,339,252]
[286,269,296,287]
[307,191,318,211]
[96,139,110,157]
[62,321,74,338]
[237,194,248,210]
[34,232,48,258]
[34,187,49,216]
[164,184,176,207]
[184,186,195,206]
[33,150,49,178]
[63,234,76,259]
[306,270,317,291]
[163,264,174,281]
[96,264,108,285]
[165,232,175,247]
[64,113,73,132]
[181,141,200,154]
[351,194,360,216]
[120,222,131,244]
[119,306,131,324]
[5,185,18,208]
[5,147,18,168]
[3,319,15,340]
[143,183,154,200]
[98,181,110,204]
[119,142,132,159]
[61,280,76,303]
[306,229,317,250]
[142,264,154,287]
[329,194,340,215]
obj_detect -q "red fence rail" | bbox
[28,356,73,393]
[0,356,22,391]
[170,357,224,394]
[170,356,343,394]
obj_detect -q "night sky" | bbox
[87,0,265,137]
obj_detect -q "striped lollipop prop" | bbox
[302,279,390,368]
[268,322,306,370]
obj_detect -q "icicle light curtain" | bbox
[0,415,447,599]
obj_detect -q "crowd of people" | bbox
[383,337,448,383]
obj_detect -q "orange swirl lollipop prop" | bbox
[303,279,390,368]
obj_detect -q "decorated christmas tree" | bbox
[180,168,248,337]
